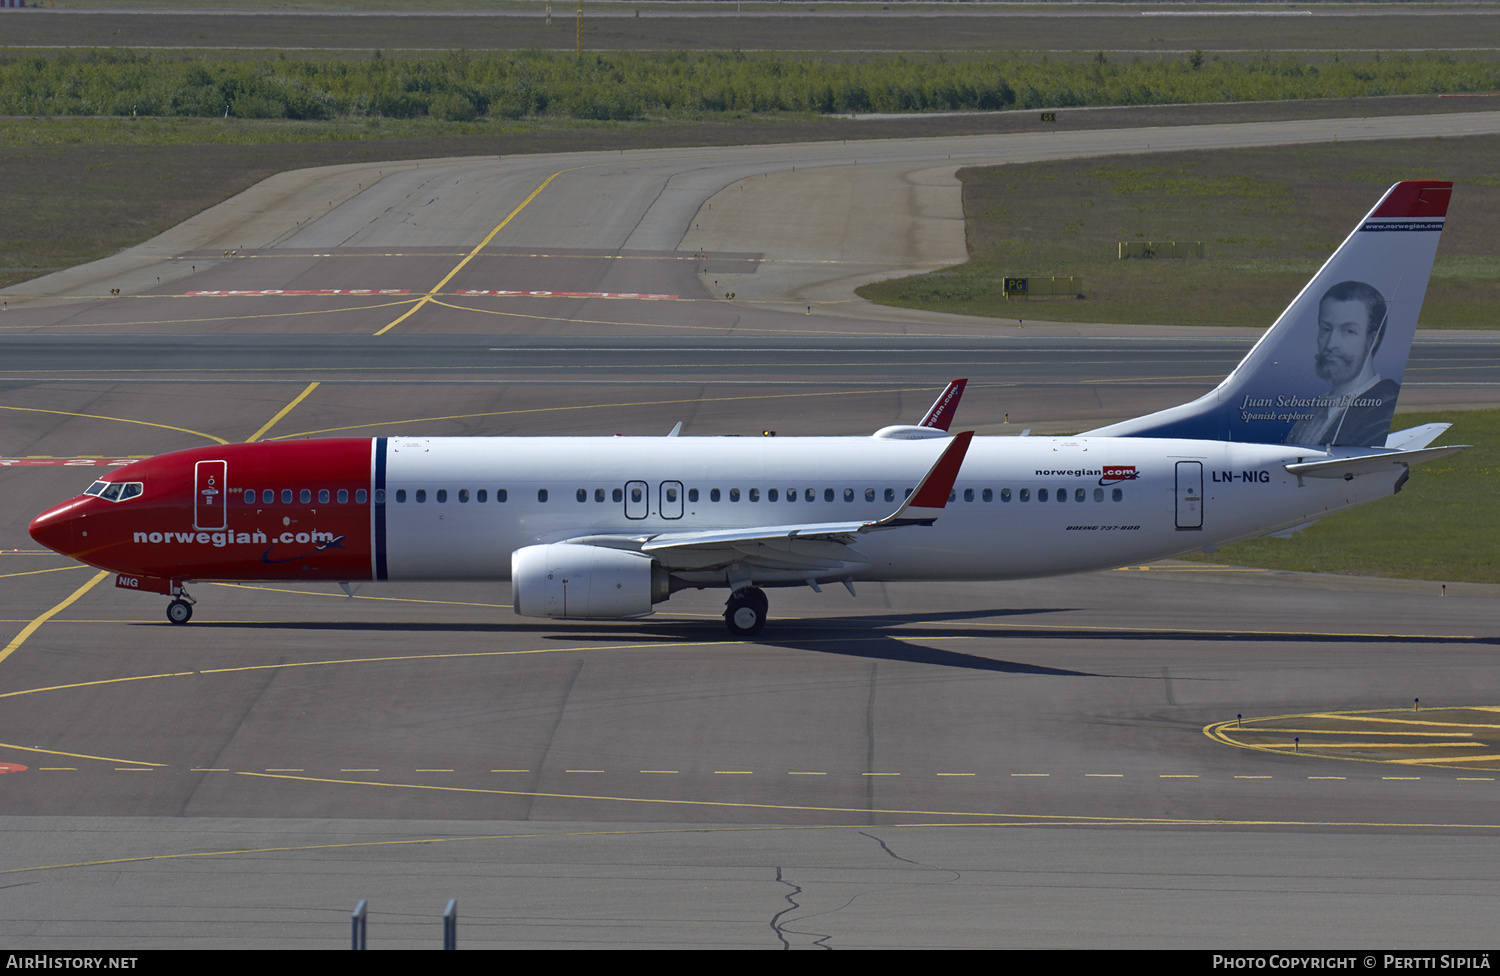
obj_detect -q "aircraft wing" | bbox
[562,431,974,576]
[918,378,968,431]
[640,522,868,551]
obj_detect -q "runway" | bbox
[3,115,1500,949]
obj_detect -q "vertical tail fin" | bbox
[1085,181,1451,447]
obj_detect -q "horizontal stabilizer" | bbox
[1285,444,1467,479]
[1384,423,1451,451]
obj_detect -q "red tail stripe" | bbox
[1371,181,1452,219]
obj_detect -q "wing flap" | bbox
[640,522,865,552]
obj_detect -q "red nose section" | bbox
[29,498,83,556]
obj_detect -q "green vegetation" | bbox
[1182,410,1499,585]
[12,5,1498,54]
[5,49,1500,122]
[859,138,1500,329]
[6,45,1499,291]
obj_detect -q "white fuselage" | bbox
[378,434,1388,584]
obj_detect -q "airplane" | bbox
[29,181,1465,636]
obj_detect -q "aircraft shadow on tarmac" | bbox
[155,602,1500,680]
[171,605,1500,676]
[174,604,1499,650]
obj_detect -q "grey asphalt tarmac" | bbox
[2,116,1499,950]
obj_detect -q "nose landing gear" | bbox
[166,587,196,625]
[724,586,767,637]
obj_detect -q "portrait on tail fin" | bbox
[1083,180,1449,448]
[1284,280,1400,447]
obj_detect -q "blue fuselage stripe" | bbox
[374,437,388,581]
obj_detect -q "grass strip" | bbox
[1180,409,1499,585]
[858,137,1500,329]
[5,49,1500,121]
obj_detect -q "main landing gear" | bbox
[166,589,196,625]
[724,586,768,637]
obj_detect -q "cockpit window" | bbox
[86,481,143,503]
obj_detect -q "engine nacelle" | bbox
[511,544,670,619]
[872,425,949,440]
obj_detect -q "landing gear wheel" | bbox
[166,599,193,625]
[724,587,768,637]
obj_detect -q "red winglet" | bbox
[907,430,973,509]
[1371,181,1452,220]
[863,431,974,530]
[919,379,968,431]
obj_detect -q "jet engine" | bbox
[511,543,671,619]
